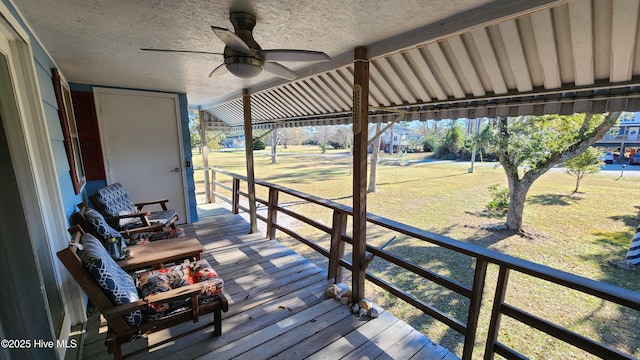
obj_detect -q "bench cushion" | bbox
[135,259,224,322]
[146,209,178,226]
[79,233,142,326]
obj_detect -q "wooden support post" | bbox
[200,110,211,203]
[266,188,279,239]
[352,46,369,303]
[328,209,347,283]
[242,89,258,233]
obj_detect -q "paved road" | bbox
[277,152,640,177]
[378,157,640,177]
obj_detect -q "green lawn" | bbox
[194,145,640,359]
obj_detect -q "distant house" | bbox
[223,135,246,148]
[369,124,422,153]
[595,112,640,160]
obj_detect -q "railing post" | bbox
[328,209,347,283]
[211,169,217,203]
[266,187,279,239]
[231,177,240,214]
[484,266,510,360]
[462,259,488,360]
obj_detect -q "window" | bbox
[51,68,85,194]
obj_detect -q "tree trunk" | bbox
[389,124,394,154]
[368,122,382,193]
[573,172,584,193]
[505,179,530,231]
[271,128,278,164]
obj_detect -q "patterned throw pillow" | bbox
[83,208,127,259]
[79,233,141,326]
[84,208,124,241]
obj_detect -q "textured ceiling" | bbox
[13,0,640,129]
[14,0,497,105]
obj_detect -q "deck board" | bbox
[79,203,457,360]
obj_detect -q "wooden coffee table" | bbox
[117,236,204,272]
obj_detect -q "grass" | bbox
[193,145,640,359]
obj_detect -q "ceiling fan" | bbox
[141,12,330,80]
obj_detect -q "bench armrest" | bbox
[120,223,165,236]
[135,199,169,211]
[102,283,205,319]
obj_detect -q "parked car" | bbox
[630,153,640,165]
[600,151,614,164]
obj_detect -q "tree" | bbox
[368,122,382,193]
[270,127,280,164]
[564,147,603,193]
[334,125,352,150]
[312,126,336,153]
[436,122,465,159]
[188,110,201,150]
[480,112,621,232]
[279,128,304,148]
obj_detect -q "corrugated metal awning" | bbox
[204,0,640,129]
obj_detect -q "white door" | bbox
[94,88,188,223]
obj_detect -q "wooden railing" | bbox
[208,168,640,360]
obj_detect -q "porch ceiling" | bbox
[14,0,640,129]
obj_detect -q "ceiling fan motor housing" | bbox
[224,12,264,77]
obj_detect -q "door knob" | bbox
[171,168,180,173]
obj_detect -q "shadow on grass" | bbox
[366,225,514,355]
[527,193,583,206]
[261,167,346,184]
[377,178,424,186]
[574,228,640,357]
[608,214,639,229]
[274,195,353,209]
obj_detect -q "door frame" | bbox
[0,1,85,357]
[93,87,190,223]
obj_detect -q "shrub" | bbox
[328,141,344,149]
[252,138,266,150]
[422,135,441,152]
[486,183,510,217]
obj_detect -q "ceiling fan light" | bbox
[226,62,263,78]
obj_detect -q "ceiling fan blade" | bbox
[211,26,250,54]
[140,48,223,56]
[263,50,330,62]
[264,62,297,80]
[209,63,228,78]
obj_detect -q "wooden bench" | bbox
[67,225,204,272]
[116,235,204,272]
[58,227,228,360]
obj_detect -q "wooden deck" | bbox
[79,204,457,360]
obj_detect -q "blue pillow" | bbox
[84,208,127,259]
[84,208,124,242]
[79,233,141,326]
